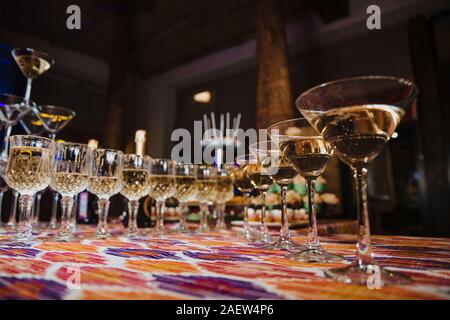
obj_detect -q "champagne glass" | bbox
[243,152,272,243]
[3,135,53,241]
[51,142,90,241]
[0,94,34,173]
[230,155,256,241]
[21,105,75,229]
[12,48,54,104]
[296,75,418,285]
[120,154,151,238]
[249,140,301,249]
[194,165,217,233]
[269,118,346,262]
[88,148,123,239]
[215,167,234,231]
[174,163,197,233]
[148,159,176,235]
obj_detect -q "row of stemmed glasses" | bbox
[254,75,417,287]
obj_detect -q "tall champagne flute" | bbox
[51,142,90,240]
[215,167,234,231]
[3,135,53,241]
[148,159,176,235]
[249,140,301,249]
[230,155,255,241]
[120,154,151,238]
[88,148,123,239]
[174,163,197,233]
[297,75,417,285]
[270,118,346,262]
[243,153,272,243]
[194,165,217,233]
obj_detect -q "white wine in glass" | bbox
[3,135,53,241]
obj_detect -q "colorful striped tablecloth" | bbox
[0,225,449,300]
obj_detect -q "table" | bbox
[0,225,449,300]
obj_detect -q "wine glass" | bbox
[173,163,197,233]
[51,142,90,241]
[230,155,256,241]
[3,135,53,241]
[194,165,217,233]
[244,151,272,243]
[148,159,176,235]
[21,105,76,229]
[88,148,123,239]
[249,140,301,250]
[11,48,54,104]
[215,167,234,231]
[120,154,151,238]
[268,118,346,262]
[0,94,34,173]
[296,75,418,285]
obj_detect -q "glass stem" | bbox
[49,191,59,228]
[0,126,12,160]
[155,201,165,232]
[260,191,267,230]
[353,167,373,266]
[96,198,110,237]
[199,202,209,231]
[16,194,34,241]
[306,178,320,249]
[217,202,226,230]
[179,203,187,230]
[58,196,74,238]
[243,192,250,230]
[127,199,139,235]
[32,191,43,224]
[25,78,32,102]
[7,191,18,226]
[280,185,291,239]
[0,191,3,222]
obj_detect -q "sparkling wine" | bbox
[120,169,150,200]
[196,179,217,201]
[245,164,272,190]
[310,104,403,166]
[174,176,197,202]
[15,55,51,79]
[280,138,332,177]
[148,175,175,202]
[231,168,253,193]
[215,176,234,202]
[88,176,121,199]
[4,146,51,194]
[51,172,88,196]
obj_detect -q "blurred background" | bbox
[0,0,449,236]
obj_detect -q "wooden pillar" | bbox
[256,0,293,129]
[103,9,132,149]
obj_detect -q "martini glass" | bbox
[12,48,54,104]
[296,75,418,285]
[21,105,76,228]
[0,94,34,173]
[249,140,302,250]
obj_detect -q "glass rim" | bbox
[38,105,76,117]
[0,93,35,106]
[55,141,88,148]
[12,47,55,66]
[295,75,418,111]
[267,117,322,139]
[94,148,123,155]
[10,134,53,144]
[249,140,280,152]
[124,153,151,159]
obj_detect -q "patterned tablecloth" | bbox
[0,225,449,300]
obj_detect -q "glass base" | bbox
[287,246,348,263]
[256,227,271,244]
[266,237,305,250]
[324,262,412,286]
[95,228,110,239]
[0,222,15,229]
[196,225,210,233]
